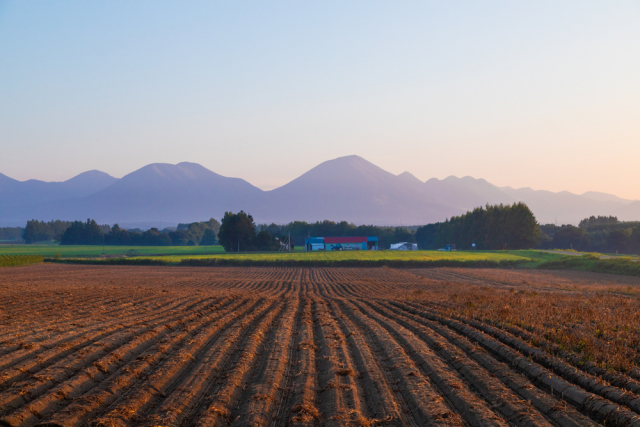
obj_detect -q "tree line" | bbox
[16,218,220,246]
[104,218,220,246]
[539,216,640,254]
[414,210,640,255]
[10,209,640,254]
[0,227,23,241]
[415,203,539,250]
[22,220,74,243]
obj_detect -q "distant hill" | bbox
[499,187,631,224]
[0,170,117,209]
[0,156,637,227]
[423,176,513,211]
[0,163,263,226]
[616,201,640,222]
[257,155,456,224]
[581,191,636,205]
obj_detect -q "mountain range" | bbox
[1,155,638,228]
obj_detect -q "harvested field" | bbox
[1,265,640,426]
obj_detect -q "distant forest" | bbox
[0,226,23,241]
[415,203,539,250]
[415,213,640,255]
[2,210,640,254]
[12,218,220,246]
[537,216,640,254]
[2,217,417,249]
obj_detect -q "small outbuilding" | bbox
[390,242,418,251]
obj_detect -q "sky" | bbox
[1,1,639,198]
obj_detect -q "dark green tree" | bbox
[415,223,440,249]
[607,228,630,253]
[0,227,24,241]
[60,219,103,245]
[552,225,590,251]
[172,218,220,246]
[629,227,640,255]
[579,215,619,229]
[392,227,416,244]
[254,230,277,251]
[434,203,539,250]
[140,228,172,246]
[22,220,72,243]
[200,228,217,245]
[218,211,257,252]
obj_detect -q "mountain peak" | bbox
[120,162,225,183]
[100,162,262,199]
[278,155,395,192]
[64,170,118,187]
[314,155,374,169]
[397,171,424,186]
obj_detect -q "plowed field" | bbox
[2,265,640,427]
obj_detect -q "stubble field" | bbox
[2,265,640,427]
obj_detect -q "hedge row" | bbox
[0,255,44,267]
[46,257,170,266]
[178,257,528,268]
[536,255,640,277]
[46,256,528,269]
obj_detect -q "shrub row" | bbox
[46,256,527,269]
[0,255,44,267]
[177,258,527,268]
[46,257,170,266]
[536,255,640,277]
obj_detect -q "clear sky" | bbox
[1,1,639,198]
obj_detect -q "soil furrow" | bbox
[89,298,273,427]
[279,297,319,427]
[380,301,600,427]
[339,299,488,427]
[0,296,224,407]
[316,299,371,426]
[392,301,640,427]
[328,300,403,425]
[0,298,242,427]
[28,298,251,427]
[311,299,352,426]
[132,297,280,427]
[229,297,299,426]
[402,300,640,418]
[0,296,210,383]
[194,299,288,426]
[353,300,520,427]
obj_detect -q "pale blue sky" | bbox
[1,1,639,197]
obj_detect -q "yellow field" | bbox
[139,249,545,264]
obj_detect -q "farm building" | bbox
[390,242,418,250]
[304,236,378,251]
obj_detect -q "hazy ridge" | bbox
[1,155,637,227]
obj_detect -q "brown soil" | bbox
[1,264,639,426]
